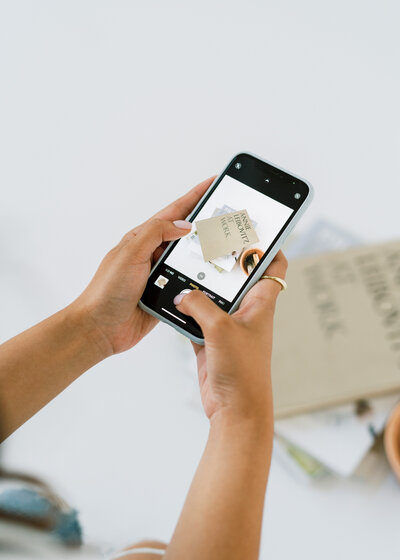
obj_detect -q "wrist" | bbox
[64,302,113,362]
[207,408,273,477]
[210,405,274,444]
[209,378,274,435]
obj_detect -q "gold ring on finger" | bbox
[260,275,287,291]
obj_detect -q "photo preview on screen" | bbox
[165,175,293,302]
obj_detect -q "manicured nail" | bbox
[173,293,185,305]
[173,220,192,229]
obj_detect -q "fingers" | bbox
[176,252,288,335]
[152,176,216,222]
[125,218,192,263]
[263,250,288,280]
[152,242,168,264]
[191,340,203,356]
[236,251,288,322]
[118,176,216,249]
[174,290,228,337]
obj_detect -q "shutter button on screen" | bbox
[179,289,192,296]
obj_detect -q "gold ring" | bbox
[260,275,287,291]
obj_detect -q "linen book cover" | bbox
[272,240,400,417]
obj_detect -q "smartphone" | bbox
[139,152,313,344]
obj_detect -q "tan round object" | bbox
[384,402,400,481]
[240,248,265,275]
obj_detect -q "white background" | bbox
[0,1,400,558]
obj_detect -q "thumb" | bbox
[128,218,192,262]
[174,289,228,336]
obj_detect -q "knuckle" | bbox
[141,218,166,243]
[149,217,163,231]
[107,245,120,257]
[185,289,202,303]
[254,293,277,312]
[209,313,230,332]
[104,244,124,263]
[170,200,182,215]
[120,230,136,244]
[178,289,201,309]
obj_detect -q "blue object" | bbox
[0,488,82,546]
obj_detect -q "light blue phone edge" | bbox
[138,151,314,345]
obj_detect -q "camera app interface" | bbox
[141,165,298,336]
[165,175,292,300]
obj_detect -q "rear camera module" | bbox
[234,162,242,169]
[294,193,301,199]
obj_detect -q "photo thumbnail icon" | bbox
[155,275,169,289]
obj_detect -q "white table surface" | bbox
[1,1,400,558]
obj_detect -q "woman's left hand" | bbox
[71,177,215,356]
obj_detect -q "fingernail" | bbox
[173,220,192,230]
[173,293,185,305]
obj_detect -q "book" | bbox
[275,393,400,476]
[273,435,327,481]
[272,239,400,417]
[195,208,258,261]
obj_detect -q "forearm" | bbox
[165,408,274,560]
[0,304,109,441]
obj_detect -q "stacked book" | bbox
[272,221,400,479]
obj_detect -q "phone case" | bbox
[139,151,314,344]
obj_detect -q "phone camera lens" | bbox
[234,162,242,170]
[294,193,301,199]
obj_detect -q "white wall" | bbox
[1,1,399,558]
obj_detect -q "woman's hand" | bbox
[174,251,288,423]
[0,177,216,440]
[166,252,288,560]
[70,177,215,357]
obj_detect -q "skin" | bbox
[0,177,214,439]
[0,176,288,560]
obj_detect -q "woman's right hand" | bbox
[173,251,288,424]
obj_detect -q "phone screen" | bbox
[141,153,310,338]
